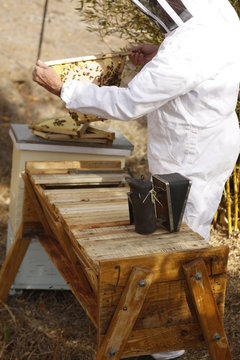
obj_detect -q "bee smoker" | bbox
[126,176,157,234]
[152,173,191,232]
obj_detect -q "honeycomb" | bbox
[46,52,128,124]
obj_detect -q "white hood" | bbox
[131,0,239,33]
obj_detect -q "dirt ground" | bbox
[0,1,240,359]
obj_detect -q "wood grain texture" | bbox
[74,224,209,264]
[25,160,122,174]
[30,180,98,298]
[183,258,232,360]
[96,267,153,360]
[31,173,125,186]
[22,172,53,236]
[98,276,226,334]
[0,225,31,302]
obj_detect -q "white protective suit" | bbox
[61,0,240,243]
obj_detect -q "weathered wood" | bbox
[75,225,209,264]
[25,160,122,174]
[98,247,228,347]
[45,187,128,205]
[20,183,44,237]
[23,171,99,309]
[33,130,113,144]
[96,267,153,360]
[183,258,232,360]
[6,162,230,360]
[30,181,97,297]
[22,172,53,236]
[56,201,128,214]
[21,184,42,223]
[84,126,115,140]
[31,173,125,186]
[0,225,31,302]
[98,246,228,287]
[62,209,128,223]
[98,276,226,334]
[109,323,205,357]
[63,225,99,292]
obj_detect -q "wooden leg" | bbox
[38,234,98,327]
[22,172,98,325]
[96,267,153,360]
[22,173,52,236]
[23,172,94,294]
[0,225,31,302]
[183,258,232,360]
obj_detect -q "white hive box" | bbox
[7,124,133,290]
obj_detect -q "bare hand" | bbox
[32,60,63,97]
[129,44,159,66]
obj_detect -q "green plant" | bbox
[77,0,240,44]
[3,323,10,344]
[76,0,164,44]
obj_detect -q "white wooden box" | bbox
[8,124,133,290]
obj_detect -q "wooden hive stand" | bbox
[0,161,232,360]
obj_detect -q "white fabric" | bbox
[61,0,240,243]
[152,350,185,359]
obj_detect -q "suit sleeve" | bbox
[60,27,220,121]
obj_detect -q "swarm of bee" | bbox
[30,52,128,144]
[47,52,128,124]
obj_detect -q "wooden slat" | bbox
[63,213,130,231]
[26,160,122,174]
[98,246,228,287]
[72,224,134,238]
[21,183,42,223]
[57,202,128,216]
[22,173,53,236]
[97,246,228,337]
[22,172,99,320]
[96,267,153,360]
[183,258,232,360]
[32,182,98,296]
[64,224,100,280]
[72,223,196,241]
[45,187,128,205]
[31,173,125,185]
[106,323,205,357]
[32,130,113,144]
[73,225,208,263]
[99,276,226,334]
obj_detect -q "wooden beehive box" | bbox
[18,161,229,358]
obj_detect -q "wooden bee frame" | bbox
[45,52,129,124]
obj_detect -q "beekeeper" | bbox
[33,0,240,359]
